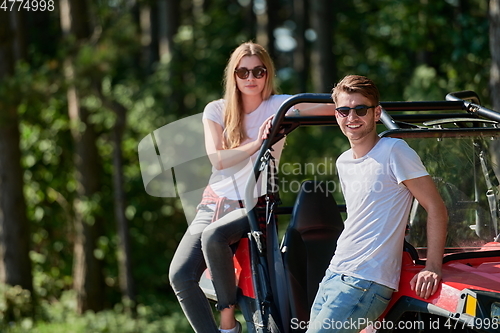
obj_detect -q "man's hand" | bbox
[404,175,447,300]
[410,267,442,299]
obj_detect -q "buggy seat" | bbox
[282,180,344,331]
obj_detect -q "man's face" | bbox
[335,92,381,143]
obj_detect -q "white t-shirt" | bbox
[202,94,291,201]
[329,137,428,290]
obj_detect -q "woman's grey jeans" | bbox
[169,208,249,333]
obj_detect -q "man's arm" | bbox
[286,103,336,116]
[403,175,448,299]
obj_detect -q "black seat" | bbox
[282,180,344,331]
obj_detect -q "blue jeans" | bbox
[306,270,393,333]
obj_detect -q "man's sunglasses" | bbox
[335,105,378,118]
[234,66,267,79]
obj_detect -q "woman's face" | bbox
[235,55,267,98]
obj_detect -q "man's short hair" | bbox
[332,75,380,106]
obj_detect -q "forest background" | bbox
[0,0,499,332]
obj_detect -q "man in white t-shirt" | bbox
[306,75,448,333]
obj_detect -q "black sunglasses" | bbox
[234,66,267,79]
[335,105,377,117]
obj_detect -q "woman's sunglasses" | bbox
[234,66,267,79]
[335,105,377,118]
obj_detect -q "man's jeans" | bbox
[306,270,393,333]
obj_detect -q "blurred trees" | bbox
[0,0,496,327]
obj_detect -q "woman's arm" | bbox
[203,115,273,170]
[204,101,334,170]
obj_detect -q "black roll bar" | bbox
[244,94,332,237]
[446,90,481,105]
[446,91,500,123]
[380,107,400,130]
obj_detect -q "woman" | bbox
[169,41,334,333]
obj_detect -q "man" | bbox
[306,75,448,333]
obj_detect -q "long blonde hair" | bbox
[222,42,278,149]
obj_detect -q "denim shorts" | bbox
[306,270,393,333]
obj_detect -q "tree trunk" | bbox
[157,0,178,62]
[293,0,310,93]
[59,0,105,313]
[266,0,278,61]
[112,107,135,308]
[254,0,278,58]
[490,0,500,179]
[9,11,27,61]
[310,0,336,93]
[139,3,157,72]
[491,0,500,110]
[242,0,256,38]
[0,11,33,295]
[156,0,186,116]
[69,104,105,313]
[97,91,136,308]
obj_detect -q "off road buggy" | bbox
[139,91,500,333]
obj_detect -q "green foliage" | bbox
[334,0,490,102]
[2,290,193,333]
[1,289,250,333]
[0,285,33,325]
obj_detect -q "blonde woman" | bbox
[169,42,334,333]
